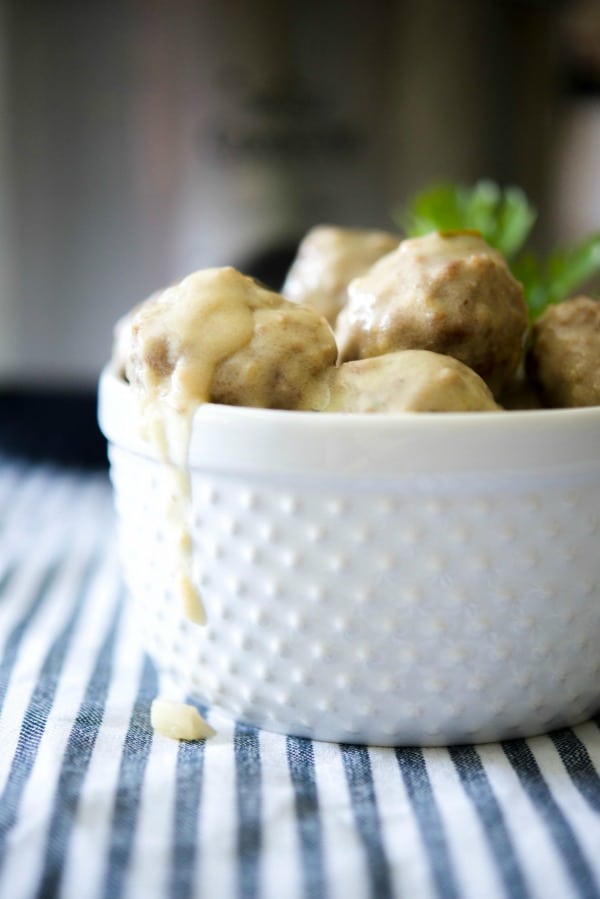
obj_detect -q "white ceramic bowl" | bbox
[98,366,600,746]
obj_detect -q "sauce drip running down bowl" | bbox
[98,366,600,745]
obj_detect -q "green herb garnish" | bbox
[512,233,600,319]
[397,180,600,319]
[399,180,536,259]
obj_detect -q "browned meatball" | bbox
[113,292,164,380]
[282,225,399,324]
[335,231,528,397]
[322,350,500,413]
[212,302,337,410]
[125,267,338,414]
[527,296,600,408]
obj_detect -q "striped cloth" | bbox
[0,459,599,899]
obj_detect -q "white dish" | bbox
[98,366,600,745]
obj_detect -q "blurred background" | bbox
[0,0,599,465]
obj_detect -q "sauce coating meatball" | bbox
[335,231,528,397]
[322,349,500,413]
[527,295,600,408]
[125,267,337,414]
[282,225,399,324]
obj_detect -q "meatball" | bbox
[212,301,337,410]
[527,295,600,408]
[282,225,399,324]
[335,231,528,396]
[125,266,338,414]
[112,292,163,379]
[322,349,500,413]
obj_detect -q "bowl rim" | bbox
[98,365,600,478]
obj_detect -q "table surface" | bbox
[0,458,599,899]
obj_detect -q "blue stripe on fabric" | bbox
[0,468,72,544]
[0,469,35,538]
[0,561,61,715]
[0,464,25,510]
[502,739,600,899]
[101,655,158,899]
[286,736,328,899]
[169,702,209,899]
[33,588,124,899]
[395,747,461,899]
[0,562,16,605]
[0,554,99,871]
[340,744,393,899]
[549,729,600,813]
[234,721,262,899]
[448,745,531,899]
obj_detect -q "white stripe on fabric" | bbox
[0,545,98,793]
[286,735,328,899]
[196,710,237,899]
[233,720,263,899]
[125,729,180,899]
[0,557,62,690]
[476,743,575,899]
[395,746,461,899]
[0,464,599,899]
[369,746,437,898]
[341,743,394,899]
[0,477,94,648]
[259,731,302,899]
[36,590,124,899]
[0,460,24,506]
[59,600,147,899]
[421,746,507,899]
[1,468,104,566]
[447,745,531,899]
[0,548,120,899]
[502,738,599,898]
[548,723,600,812]
[100,655,158,899]
[311,740,370,899]
[170,709,209,899]
[525,733,600,880]
[0,465,60,538]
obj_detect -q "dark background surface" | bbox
[1,0,599,468]
[0,390,108,469]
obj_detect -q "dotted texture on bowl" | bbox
[109,444,600,746]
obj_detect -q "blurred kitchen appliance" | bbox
[0,0,569,388]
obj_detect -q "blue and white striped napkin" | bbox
[0,459,599,899]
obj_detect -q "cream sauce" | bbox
[127,268,258,627]
[126,269,264,739]
[124,266,337,740]
[151,698,216,741]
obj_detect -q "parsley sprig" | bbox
[511,233,600,319]
[396,180,600,319]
